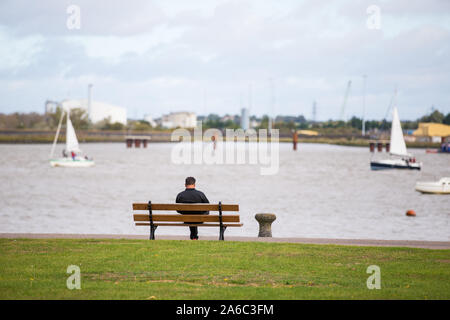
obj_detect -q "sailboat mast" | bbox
[384,86,397,120]
[393,87,398,110]
[49,109,65,158]
[362,75,367,136]
[269,78,275,134]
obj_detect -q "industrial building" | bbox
[58,99,127,125]
[160,112,197,129]
[45,84,127,125]
[413,123,450,143]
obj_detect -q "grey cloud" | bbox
[0,0,449,119]
[0,0,166,36]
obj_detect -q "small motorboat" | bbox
[415,177,450,194]
[425,141,450,154]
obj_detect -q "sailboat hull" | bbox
[50,158,95,168]
[370,159,421,170]
[415,178,450,194]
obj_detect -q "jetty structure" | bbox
[125,135,151,148]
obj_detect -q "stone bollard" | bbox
[255,213,276,237]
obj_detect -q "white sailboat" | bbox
[49,110,95,168]
[370,107,421,170]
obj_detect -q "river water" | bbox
[0,143,448,240]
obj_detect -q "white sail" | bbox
[66,112,81,153]
[390,107,408,157]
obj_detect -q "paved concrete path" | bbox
[1,233,449,249]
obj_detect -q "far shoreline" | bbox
[0,133,441,149]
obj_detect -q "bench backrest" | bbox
[132,203,239,212]
[132,203,240,223]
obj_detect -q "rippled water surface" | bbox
[0,143,448,240]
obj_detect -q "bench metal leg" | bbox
[150,226,157,240]
[219,226,227,241]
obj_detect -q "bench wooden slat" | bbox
[132,203,239,212]
[135,223,243,227]
[133,214,240,223]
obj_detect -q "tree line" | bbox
[0,107,131,131]
[0,107,449,133]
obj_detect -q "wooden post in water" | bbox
[125,136,151,148]
[377,142,383,152]
[212,134,217,151]
[293,131,298,151]
[126,139,133,148]
[134,139,141,148]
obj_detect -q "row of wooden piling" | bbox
[369,141,390,152]
[125,133,389,153]
[126,136,151,148]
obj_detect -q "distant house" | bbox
[413,123,450,143]
[160,112,197,129]
[143,114,157,127]
[45,100,59,114]
[250,119,260,128]
[221,115,235,122]
[404,135,416,143]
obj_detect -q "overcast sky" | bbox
[0,0,449,120]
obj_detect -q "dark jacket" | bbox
[176,188,209,214]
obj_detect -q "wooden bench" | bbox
[132,201,242,241]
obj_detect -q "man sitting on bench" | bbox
[176,176,209,240]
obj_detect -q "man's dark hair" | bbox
[185,177,196,186]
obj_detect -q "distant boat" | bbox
[426,141,450,154]
[49,109,95,168]
[415,177,450,194]
[370,107,421,170]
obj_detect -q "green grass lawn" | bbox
[0,238,449,300]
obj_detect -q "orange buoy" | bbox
[406,210,416,217]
